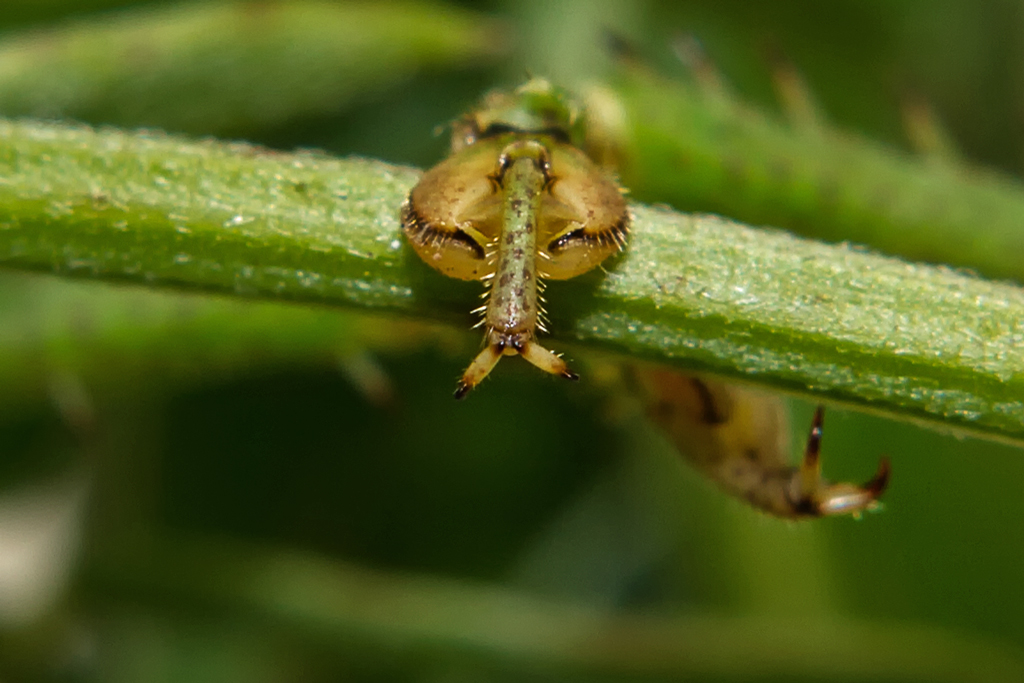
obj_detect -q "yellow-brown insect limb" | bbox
[632,368,890,519]
[795,406,891,517]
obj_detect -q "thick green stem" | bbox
[0,119,1022,444]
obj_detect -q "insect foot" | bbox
[790,406,891,518]
[632,368,890,519]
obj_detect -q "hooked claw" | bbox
[791,406,891,517]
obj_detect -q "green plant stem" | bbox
[1,118,1022,444]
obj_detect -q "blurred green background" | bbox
[1,1,1024,681]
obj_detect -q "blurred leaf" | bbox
[608,67,1024,283]
[0,273,444,415]
[0,0,505,136]
[87,534,1024,683]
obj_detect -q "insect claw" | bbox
[863,456,892,496]
[792,406,891,517]
[804,455,891,517]
[455,343,504,399]
[519,341,576,382]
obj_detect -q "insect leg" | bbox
[518,340,579,381]
[631,366,890,519]
[455,343,504,399]
[793,406,891,517]
[455,140,577,398]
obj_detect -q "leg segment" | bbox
[454,343,504,399]
[454,139,578,398]
[791,406,891,516]
[519,341,579,381]
[632,366,890,519]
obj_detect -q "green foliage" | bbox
[611,67,1024,283]
[2,2,1024,683]
[2,119,1022,443]
[0,1,501,136]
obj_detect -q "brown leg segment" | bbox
[454,343,505,399]
[632,367,891,519]
[518,341,579,381]
[792,406,891,517]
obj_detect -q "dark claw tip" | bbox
[864,456,892,496]
[454,382,471,400]
[812,405,825,427]
[563,370,580,381]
